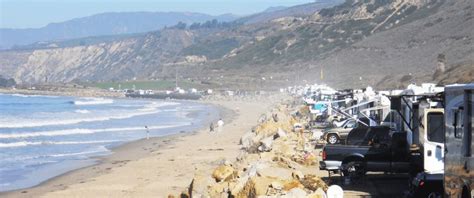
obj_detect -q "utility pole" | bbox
[175,65,178,89]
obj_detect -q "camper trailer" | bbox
[444,84,474,198]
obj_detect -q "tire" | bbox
[342,161,366,179]
[327,134,339,144]
[461,187,470,198]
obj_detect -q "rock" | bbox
[212,165,235,182]
[307,188,327,198]
[240,132,256,150]
[291,170,304,180]
[271,181,283,190]
[274,156,302,169]
[274,128,287,139]
[301,175,328,191]
[180,191,191,198]
[257,166,293,180]
[258,136,273,152]
[282,179,304,191]
[282,188,307,198]
[189,172,212,198]
[223,159,233,166]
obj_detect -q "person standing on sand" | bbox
[145,125,150,140]
[217,118,224,132]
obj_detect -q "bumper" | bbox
[320,160,342,171]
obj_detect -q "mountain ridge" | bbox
[0,0,472,90]
[0,12,238,49]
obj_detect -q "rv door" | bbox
[424,111,445,174]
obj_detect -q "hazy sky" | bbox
[0,0,313,29]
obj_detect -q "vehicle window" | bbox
[346,128,368,145]
[427,112,444,143]
[345,121,356,128]
[454,109,464,139]
[374,129,391,143]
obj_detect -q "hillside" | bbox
[0,0,472,90]
[0,12,237,49]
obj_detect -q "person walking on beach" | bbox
[145,125,150,140]
[217,118,224,133]
[209,122,215,133]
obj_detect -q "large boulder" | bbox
[212,165,235,182]
[257,166,293,180]
[300,174,328,191]
[258,136,274,152]
[189,171,212,198]
[282,179,304,191]
[281,188,307,198]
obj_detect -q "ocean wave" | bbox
[0,124,188,139]
[0,140,120,148]
[74,109,91,114]
[2,146,109,162]
[10,94,60,98]
[0,109,161,129]
[0,101,181,128]
[72,98,114,106]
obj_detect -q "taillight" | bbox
[322,151,327,160]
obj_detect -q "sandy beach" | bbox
[1,98,281,197]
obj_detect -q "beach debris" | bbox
[212,165,236,182]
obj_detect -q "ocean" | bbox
[0,93,218,191]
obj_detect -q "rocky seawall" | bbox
[170,98,328,198]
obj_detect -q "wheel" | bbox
[461,186,470,198]
[342,161,366,179]
[342,161,365,176]
[327,134,339,144]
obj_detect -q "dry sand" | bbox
[2,99,279,198]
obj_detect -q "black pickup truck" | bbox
[320,126,410,177]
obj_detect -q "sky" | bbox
[0,0,313,29]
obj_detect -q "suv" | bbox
[321,118,369,144]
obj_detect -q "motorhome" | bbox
[444,84,473,198]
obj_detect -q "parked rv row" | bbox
[289,83,473,198]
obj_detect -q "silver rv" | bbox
[444,84,474,198]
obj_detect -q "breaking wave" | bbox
[0,102,180,128]
[0,140,120,148]
[72,98,114,105]
[74,109,91,114]
[0,124,188,139]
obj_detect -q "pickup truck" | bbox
[320,126,410,178]
[321,117,369,144]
